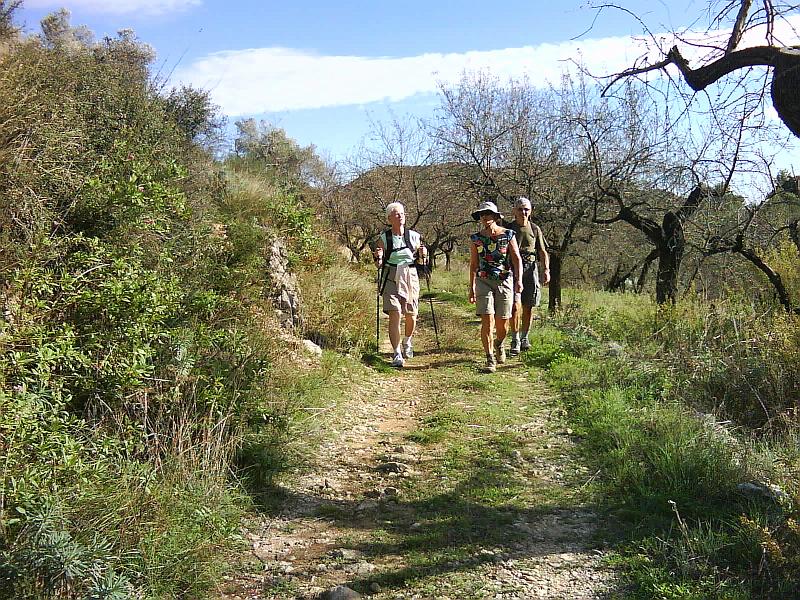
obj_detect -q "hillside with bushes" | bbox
[0,7,373,597]
[1,5,800,600]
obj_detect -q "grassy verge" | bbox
[527,289,800,599]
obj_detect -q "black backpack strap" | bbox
[382,228,393,256]
[385,228,416,258]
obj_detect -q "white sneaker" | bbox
[391,353,405,368]
[402,340,413,359]
[510,339,520,356]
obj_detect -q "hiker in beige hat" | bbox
[468,201,523,372]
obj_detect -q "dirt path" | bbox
[218,298,618,599]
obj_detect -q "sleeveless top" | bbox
[470,229,515,280]
[506,220,544,263]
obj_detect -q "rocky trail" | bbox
[218,295,619,599]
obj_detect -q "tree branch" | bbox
[727,0,754,53]
[668,44,780,91]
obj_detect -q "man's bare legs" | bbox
[520,304,535,350]
[509,299,522,355]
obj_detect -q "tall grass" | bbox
[529,288,800,597]
[298,260,375,353]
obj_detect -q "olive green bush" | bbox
[0,17,313,598]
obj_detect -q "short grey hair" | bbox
[515,197,532,209]
[385,202,405,219]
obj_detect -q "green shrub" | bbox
[520,329,572,367]
[537,289,800,595]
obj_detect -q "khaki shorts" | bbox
[381,266,419,315]
[475,276,513,318]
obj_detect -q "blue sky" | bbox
[15,1,800,175]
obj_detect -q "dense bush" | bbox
[0,18,329,598]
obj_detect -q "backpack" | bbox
[381,229,431,278]
[383,228,416,259]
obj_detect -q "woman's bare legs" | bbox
[495,316,509,346]
[480,314,493,354]
[404,313,417,338]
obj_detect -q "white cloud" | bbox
[174,36,644,116]
[24,0,201,16]
[173,14,800,116]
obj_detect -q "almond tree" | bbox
[700,171,800,312]
[590,1,799,304]
[576,81,748,304]
[333,116,465,266]
[599,1,800,139]
[430,72,599,309]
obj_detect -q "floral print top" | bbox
[470,229,515,281]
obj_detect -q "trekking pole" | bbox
[375,265,381,353]
[424,263,440,350]
[376,257,390,354]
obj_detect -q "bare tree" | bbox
[581,1,800,305]
[700,169,800,311]
[319,172,385,262]
[576,81,745,304]
[430,71,601,310]
[331,116,469,266]
[599,1,800,138]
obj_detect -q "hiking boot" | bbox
[485,353,496,373]
[402,339,413,359]
[391,353,405,368]
[509,338,520,357]
[494,341,506,364]
[520,337,531,351]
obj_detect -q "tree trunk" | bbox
[789,219,800,253]
[655,211,685,304]
[606,263,625,292]
[548,252,562,312]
